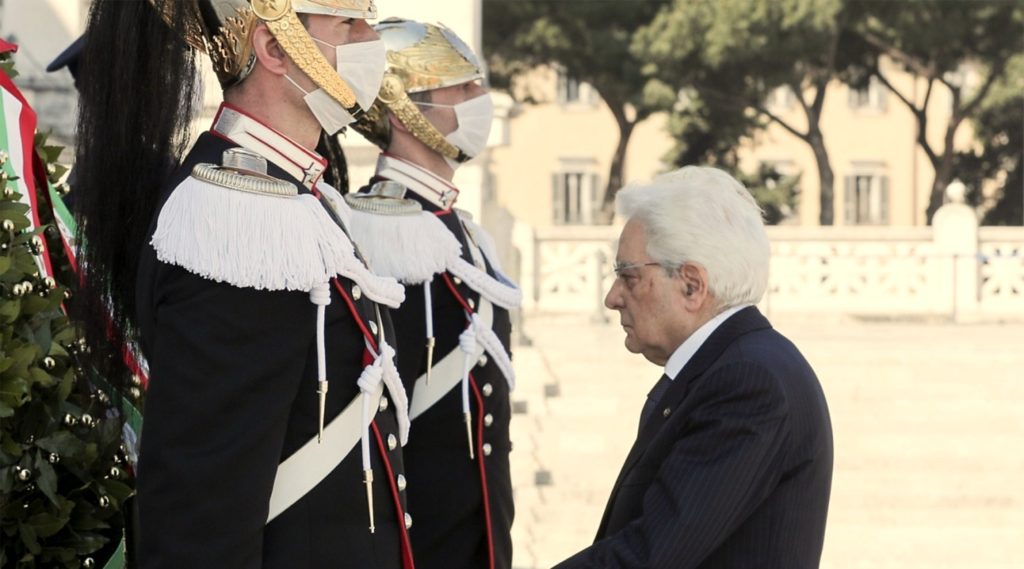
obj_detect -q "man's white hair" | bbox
[616,166,770,308]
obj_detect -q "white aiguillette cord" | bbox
[356,304,409,533]
[457,311,478,460]
[309,282,331,443]
[309,283,409,533]
[425,279,435,385]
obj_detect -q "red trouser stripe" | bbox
[470,374,496,569]
[372,422,416,569]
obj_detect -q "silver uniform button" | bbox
[397,474,407,492]
[387,434,397,450]
[481,383,493,397]
[404,512,413,529]
[467,298,476,310]
[478,354,488,367]
[379,397,389,413]
[482,443,492,456]
[368,320,378,335]
[484,413,494,427]
[453,276,463,286]
[351,285,362,300]
[663,407,672,418]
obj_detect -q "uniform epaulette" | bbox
[151,149,404,307]
[454,208,517,287]
[345,180,463,285]
[346,181,522,310]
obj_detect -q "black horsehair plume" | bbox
[73,0,200,401]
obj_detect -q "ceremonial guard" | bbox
[348,19,519,569]
[73,2,415,567]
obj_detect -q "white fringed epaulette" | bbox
[454,209,518,288]
[151,160,404,308]
[346,182,521,310]
[344,181,460,285]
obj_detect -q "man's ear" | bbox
[251,23,289,77]
[388,113,410,134]
[677,263,710,307]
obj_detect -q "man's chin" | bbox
[623,335,641,355]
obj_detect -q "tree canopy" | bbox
[483,0,674,217]
[483,0,1024,225]
[846,0,1024,222]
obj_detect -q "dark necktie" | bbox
[639,373,673,430]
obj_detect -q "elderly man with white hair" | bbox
[556,167,833,569]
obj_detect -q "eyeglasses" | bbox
[612,261,665,279]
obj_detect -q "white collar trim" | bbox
[664,304,750,380]
[376,154,459,210]
[211,104,326,190]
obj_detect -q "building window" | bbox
[843,171,890,225]
[557,69,580,104]
[554,66,596,106]
[552,165,599,225]
[848,75,887,112]
[766,86,796,111]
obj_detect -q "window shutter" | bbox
[880,175,890,224]
[843,175,856,225]
[552,173,564,225]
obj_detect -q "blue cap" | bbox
[46,35,85,83]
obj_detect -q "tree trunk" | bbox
[925,123,960,223]
[599,115,636,222]
[807,127,835,225]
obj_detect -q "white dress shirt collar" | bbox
[664,304,751,380]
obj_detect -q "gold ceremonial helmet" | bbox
[148,0,376,111]
[351,18,484,161]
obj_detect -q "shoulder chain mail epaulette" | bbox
[344,180,422,215]
[191,162,298,197]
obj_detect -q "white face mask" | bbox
[285,74,354,135]
[310,36,386,114]
[417,93,494,171]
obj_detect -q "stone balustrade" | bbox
[511,189,1024,323]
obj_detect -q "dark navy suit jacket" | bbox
[556,307,833,569]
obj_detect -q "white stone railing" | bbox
[978,227,1024,318]
[512,202,1024,323]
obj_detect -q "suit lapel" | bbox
[593,306,772,539]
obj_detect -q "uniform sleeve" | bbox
[135,266,316,569]
[554,361,790,569]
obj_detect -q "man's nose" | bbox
[605,280,623,310]
[350,19,379,42]
[468,82,487,99]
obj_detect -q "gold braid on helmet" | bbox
[351,19,483,162]
[354,73,467,161]
[148,0,375,112]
